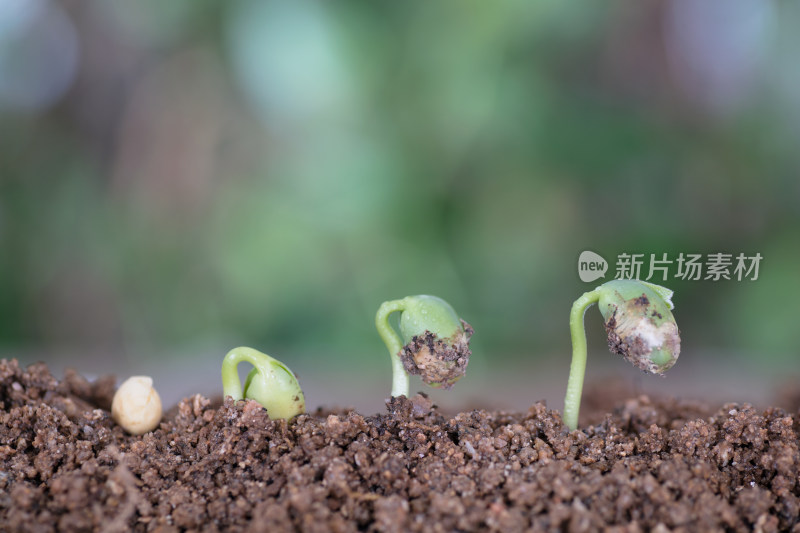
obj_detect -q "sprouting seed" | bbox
[563,280,680,430]
[375,295,473,398]
[221,347,305,420]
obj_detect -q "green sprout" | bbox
[221,346,305,420]
[375,294,473,397]
[564,280,681,430]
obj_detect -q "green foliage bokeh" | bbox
[1,0,798,373]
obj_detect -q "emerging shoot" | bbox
[564,280,681,431]
[375,295,473,397]
[111,376,163,435]
[221,347,305,420]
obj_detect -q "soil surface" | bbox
[1,358,799,532]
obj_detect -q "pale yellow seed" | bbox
[111,376,163,435]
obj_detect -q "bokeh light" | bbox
[0,0,78,111]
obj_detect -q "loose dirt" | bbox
[1,359,798,532]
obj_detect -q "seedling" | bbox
[375,294,473,397]
[221,347,305,420]
[564,280,681,430]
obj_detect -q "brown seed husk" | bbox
[604,304,680,374]
[399,320,473,388]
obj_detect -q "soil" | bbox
[1,358,799,532]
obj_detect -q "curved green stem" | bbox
[564,289,602,431]
[221,346,276,401]
[221,347,305,420]
[375,298,409,397]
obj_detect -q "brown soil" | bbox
[1,359,799,532]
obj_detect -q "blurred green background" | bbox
[1,0,798,409]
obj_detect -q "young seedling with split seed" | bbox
[564,280,681,430]
[375,295,473,397]
[221,347,305,420]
